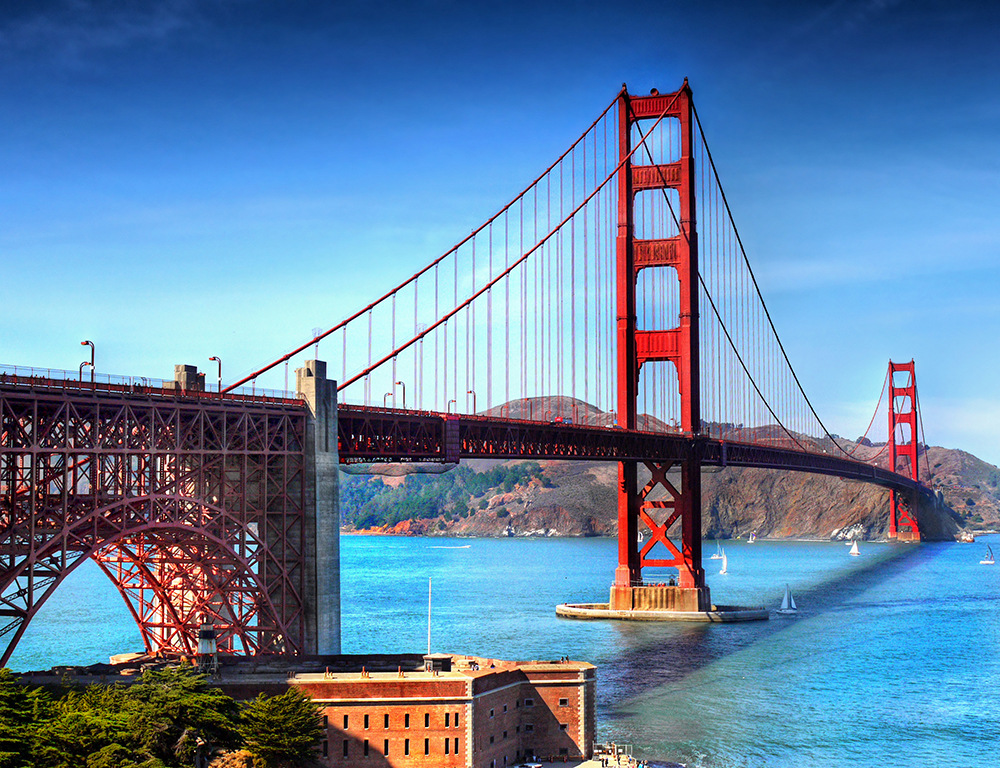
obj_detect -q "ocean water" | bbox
[10,534,1000,767]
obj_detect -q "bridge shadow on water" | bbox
[594,542,936,721]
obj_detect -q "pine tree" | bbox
[237,688,323,768]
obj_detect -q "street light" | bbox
[80,340,94,383]
[447,399,456,413]
[78,361,92,381]
[467,389,476,414]
[384,392,393,408]
[395,380,406,410]
[209,356,222,398]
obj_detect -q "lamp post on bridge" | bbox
[395,380,406,410]
[80,340,94,384]
[467,389,476,415]
[78,361,92,382]
[447,399,456,413]
[209,356,222,398]
[383,392,393,408]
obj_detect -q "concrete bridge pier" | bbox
[297,360,341,654]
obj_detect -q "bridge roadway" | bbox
[0,372,929,500]
[337,404,933,500]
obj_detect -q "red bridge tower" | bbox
[610,81,710,612]
[888,360,921,541]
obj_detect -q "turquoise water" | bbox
[11,534,1000,767]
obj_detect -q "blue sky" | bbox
[2,0,999,464]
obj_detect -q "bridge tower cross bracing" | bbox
[610,80,709,612]
[888,359,921,541]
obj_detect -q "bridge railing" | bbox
[0,364,301,405]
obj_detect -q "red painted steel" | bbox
[0,379,308,666]
[335,406,931,494]
[615,81,704,589]
[888,360,921,540]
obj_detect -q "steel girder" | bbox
[0,383,307,667]
[337,406,933,502]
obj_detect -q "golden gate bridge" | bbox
[0,81,931,665]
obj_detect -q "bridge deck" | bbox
[336,404,931,499]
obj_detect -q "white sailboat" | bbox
[748,531,757,544]
[710,540,723,560]
[849,541,860,556]
[980,545,995,565]
[776,584,797,615]
[719,550,728,575]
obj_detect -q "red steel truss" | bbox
[888,360,921,541]
[0,378,307,666]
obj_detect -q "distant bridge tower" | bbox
[888,359,921,541]
[610,80,710,612]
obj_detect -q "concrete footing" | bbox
[556,602,769,622]
[609,584,710,612]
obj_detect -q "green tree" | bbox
[0,668,51,768]
[32,685,140,768]
[238,688,323,768]
[126,666,239,766]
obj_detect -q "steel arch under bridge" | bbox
[0,376,315,667]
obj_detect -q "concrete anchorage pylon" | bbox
[297,359,342,654]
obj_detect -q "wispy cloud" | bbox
[0,0,229,68]
[919,397,1000,468]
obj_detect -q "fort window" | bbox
[322,741,328,758]
[425,713,430,728]
[560,724,568,731]
[445,738,450,754]
[490,735,494,744]
[363,739,369,756]
[525,724,534,733]
[323,715,328,729]
[341,740,347,757]
[364,714,369,730]
[344,714,349,729]
[489,708,494,718]
[384,713,389,729]
[559,698,569,706]
[404,738,410,756]
[384,739,389,755]
[445,712,450,727]
[560,748,569,755]
[405,713,410,729]
[454,737,459,753]
[503,704,507,712]
[455,711,460,726]
[424,738,429,755]
[524,698,534,707]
